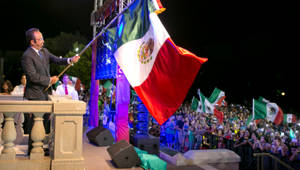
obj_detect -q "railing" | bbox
[253,153,295,170]
[0,95,86,170]
[166,131,297,170]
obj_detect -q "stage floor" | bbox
[2,127,206,170]
[82,126,206,170]
[82,126,142,170]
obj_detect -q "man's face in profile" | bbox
[32,31,44,50]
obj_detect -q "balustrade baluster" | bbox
[30,112,45,160]
[0,113,16,160]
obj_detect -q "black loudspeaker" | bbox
[86,126,114,146]
[107,140,140,168]
[133,134,160,155]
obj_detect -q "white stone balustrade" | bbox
[0,95,86,170]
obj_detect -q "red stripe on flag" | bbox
[255,119,261,124]
[216,96,226,106]
[274,107,283,125]
[292,114,297,123]
[156,0,164,9]
[214,108,224,124]
[134,38,207,125]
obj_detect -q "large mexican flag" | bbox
[252,98,283,125]
[106,0,207,125]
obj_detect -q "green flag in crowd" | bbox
[246,114,253,126]
[191,96,199,111]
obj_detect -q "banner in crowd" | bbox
[196,89,223,123]
[252,97,283,125]
[191,96,204,113]
[105,0,207,125]
[197,89,214,114]
[283,114,297,124]
[208,87,226,106]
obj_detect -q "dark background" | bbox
[0,0,298,113]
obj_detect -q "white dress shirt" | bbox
[11,84,25,96]
[55,84,79,100]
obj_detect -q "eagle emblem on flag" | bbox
[137,38,154,64]
[268,106,276,115]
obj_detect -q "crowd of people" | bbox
[93,85,300,169]
[152,101,300,169]
[0,75,25,96]
[0,74,86,100]
[2,72,300,169]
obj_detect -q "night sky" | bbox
[0,0,298,113]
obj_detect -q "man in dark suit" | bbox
[21,28,80,155]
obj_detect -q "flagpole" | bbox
[44,0,136,92]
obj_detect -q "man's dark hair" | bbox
[62,74,69,79]
[25,28,40,45]
[62,74,70,83]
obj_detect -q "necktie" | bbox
[65,85,68,95]
[38,50,43,60]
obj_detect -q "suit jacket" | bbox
[21,47,68,100]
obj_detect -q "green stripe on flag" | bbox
[253,99,267,120]
[258,96,269,103]
[199,91,206,113]
[246,114,253,126]
[106,0,156,51]
[191,96,199,111]
[283,114,287,124]
[208,88,222,103]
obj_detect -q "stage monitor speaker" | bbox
[133,134,160,155]
[107,140,140,168]
[86,126,114,146]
